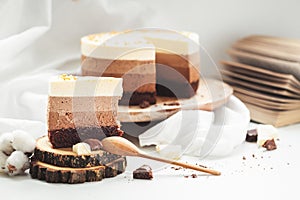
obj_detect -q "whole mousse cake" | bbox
[81,32,156,105]
[81,29,200,106]
[47,74,123,148]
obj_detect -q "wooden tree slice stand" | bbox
[118,79,233,122]
[30,136,126,184]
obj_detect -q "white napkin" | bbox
[139,96,250,157]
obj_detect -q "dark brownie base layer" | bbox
[48,126,124,149]
[119,91,156,106]
[156,80,199,98]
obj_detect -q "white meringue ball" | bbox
[0,133,14,155]
[5,151,29,176]
[72,142,92,155]
[11,130,36,154]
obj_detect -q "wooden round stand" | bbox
[30,136,126,184]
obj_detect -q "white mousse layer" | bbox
[49,75,123,97]
[81,32,155,60]
[81,30,199,59]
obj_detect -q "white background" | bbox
[140,0,300,76]
[1,0,300,121]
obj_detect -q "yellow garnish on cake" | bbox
[59,74,77,81]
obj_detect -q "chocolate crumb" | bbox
[242,156,246,160]
[262,139,277,151]
[191,174,197,178]
[163,102,180,106]
[184,175,189,178]
[252,154,255,158]
[171,166,182,170]
[197,164,207,168]
[139,101,150,109]
[246,129,258,142]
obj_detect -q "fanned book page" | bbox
[221,35,300,127]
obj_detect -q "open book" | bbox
[221,35,300,127]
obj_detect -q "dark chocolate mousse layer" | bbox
[156,80,199,98]
[119,91,156,105]
[48,126,124,148]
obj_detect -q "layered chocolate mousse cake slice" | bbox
[81,32,156,105]
[81,30,200,105]
[47,74,123,148]
[143,30,200,98]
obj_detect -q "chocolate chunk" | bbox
[83,139,103,151]
[246,129,258,142]
[262,139,277,151]
[139,101,150,109]
[133,165,153,180]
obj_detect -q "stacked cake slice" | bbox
[47,74,123,148]
[30,75,126,184]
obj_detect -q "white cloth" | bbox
[0,0,150,121]
[0,118,46,139]
[0,0,250,157]
[139,96,250,157]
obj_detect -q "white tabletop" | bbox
[1,123,299,200]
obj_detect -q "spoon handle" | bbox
[140,153,221,176]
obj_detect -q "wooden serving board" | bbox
[118,79,233,122]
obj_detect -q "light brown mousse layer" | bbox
[81,52,200,100]
[155,51,200,83]
[48,96,119,130]
[81,56,156,93]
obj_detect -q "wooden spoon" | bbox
[101,136,221,176]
